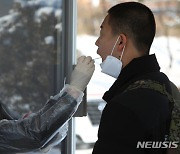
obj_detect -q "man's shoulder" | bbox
[111,79,170,113]
[128,71,172,94]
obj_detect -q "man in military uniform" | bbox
[92,2,179,154]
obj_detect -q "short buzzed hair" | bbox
[108,2,156,55]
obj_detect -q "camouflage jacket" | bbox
[123,80,180,152]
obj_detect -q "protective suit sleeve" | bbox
[0,84,83,153]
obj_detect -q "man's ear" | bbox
[117,34,126,52]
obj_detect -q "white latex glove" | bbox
[70,56,95,91]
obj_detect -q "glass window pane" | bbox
[0,0,62,116]
[0,1,63,153]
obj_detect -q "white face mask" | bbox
[100,36,125,78]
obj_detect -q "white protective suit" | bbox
[0,56,95,153]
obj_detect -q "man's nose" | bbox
[95,37,99,46]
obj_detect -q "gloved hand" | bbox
[70,56,95,92]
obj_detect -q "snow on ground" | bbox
[77,35,180,100]
[150,36,180,88]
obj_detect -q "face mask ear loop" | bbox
[110,36,120,56]
[120,45,125,61]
